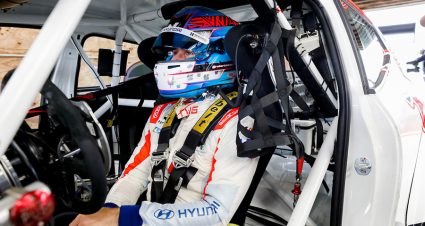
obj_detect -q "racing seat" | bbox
[117,38,159,166]
[225,23,284,225]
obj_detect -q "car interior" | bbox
[0,0,362,225]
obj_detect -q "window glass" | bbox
[0,27,41,129]
[77,36,141,89]
[340,1,389,89]
[384,33,415,64]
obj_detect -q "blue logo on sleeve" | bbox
[177,201,220,218]
[154,209,175,220]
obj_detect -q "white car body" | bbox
[0,0,424,225]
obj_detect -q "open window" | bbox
[76,35,142,93]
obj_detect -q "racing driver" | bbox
[70,6,259,226]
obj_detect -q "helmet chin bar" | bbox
[154,60,235,98]
[154,60,197,91]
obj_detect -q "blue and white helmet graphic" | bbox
[152,6,238,98]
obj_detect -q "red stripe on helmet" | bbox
[188,16,238,29]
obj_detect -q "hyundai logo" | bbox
[154,209,175,220]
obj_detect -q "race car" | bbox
[0,0,424,225]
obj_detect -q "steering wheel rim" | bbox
[41,80,107,214]
[71,101,111,175]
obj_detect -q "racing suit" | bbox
[105,95,259,226]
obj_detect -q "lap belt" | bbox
[150,92,238,204]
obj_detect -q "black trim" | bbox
[74,35,83,97]
[307,1,351,226]
[405,130,423,225]
[379,23,415,35]
[247,205,288,225]
[0,24,41,29]
[409,222,425,226]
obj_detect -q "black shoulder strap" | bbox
[236,20,303,157]
[234,16,307,206]
[158,92,238,204]
[150,101,181,202]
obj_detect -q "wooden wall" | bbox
[0,27,140,88]
[0,27,139,128]
[353,0,425,9]
[0,27,38,82]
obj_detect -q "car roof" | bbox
[1,0,257,42]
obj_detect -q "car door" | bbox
[335,1,424,225]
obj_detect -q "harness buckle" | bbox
[173,151,193,169]
[151,150,169,166]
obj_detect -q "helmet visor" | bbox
[152,27,211,61]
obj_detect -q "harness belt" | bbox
[233,15,307,207]
[150,91,238,204]
[236,19,304,159]
[150,101,181,202]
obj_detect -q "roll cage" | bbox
[0,0,356,225]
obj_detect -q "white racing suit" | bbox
[105,95,259,226]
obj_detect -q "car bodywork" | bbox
[0,0,425,225]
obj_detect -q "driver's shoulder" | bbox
[213,107,239,133]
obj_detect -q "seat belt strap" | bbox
[158,92,238,204]
[232,17,306,205]
[150,101,181,202]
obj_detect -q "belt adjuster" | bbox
[151,150,169,166]
[173,151,193,169]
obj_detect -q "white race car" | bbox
[0,0,424,226]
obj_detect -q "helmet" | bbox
[152,6,238,98]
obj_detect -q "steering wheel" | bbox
[40,80,107,214]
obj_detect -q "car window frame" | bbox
[74,33,139,95]
[336,0,391,94]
